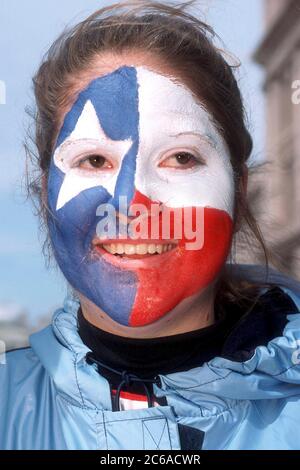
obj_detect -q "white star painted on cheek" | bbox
[53,99,133,210]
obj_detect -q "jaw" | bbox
[88,207,234,327]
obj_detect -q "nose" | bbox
[106,139,163,238]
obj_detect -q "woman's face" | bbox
[47,55,235,327]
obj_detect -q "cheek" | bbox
[129,206,233,326]
[47,162,111,262]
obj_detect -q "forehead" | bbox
[55,65,218,150]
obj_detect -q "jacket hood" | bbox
[29,264,300,413]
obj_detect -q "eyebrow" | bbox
[168,131,218,149]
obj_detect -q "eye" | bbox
[159,152,205,170]
[77,154,113,171]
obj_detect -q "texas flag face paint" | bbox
[47,66,234,327]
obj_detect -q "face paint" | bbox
[48,65,234,327]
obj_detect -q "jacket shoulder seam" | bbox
[52,314,86,408]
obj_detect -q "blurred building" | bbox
[0,300,53,353]
[0,302,30,351]
[253,0,300,277]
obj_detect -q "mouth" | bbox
[92,239,179,262]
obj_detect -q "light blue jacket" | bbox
[1,265,300,450]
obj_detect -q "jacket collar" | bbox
[29,265,300,410]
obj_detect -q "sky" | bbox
[0,0,264,323]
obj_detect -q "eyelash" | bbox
[77,154,113,171]
[75,151,205,171]
[158,151,205,169]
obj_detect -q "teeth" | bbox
[101,243,176,255]
[136,244,148,255]
[124,244,136,255]
[104,244,113,254]
[156,245,163,254]
[148,244,156,254]
[116,243,124,255]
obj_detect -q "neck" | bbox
[78,284,216,339]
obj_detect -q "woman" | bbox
[1,1,300,450]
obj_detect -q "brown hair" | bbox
[26,0,273,310]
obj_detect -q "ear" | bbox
[234,163,248,233]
